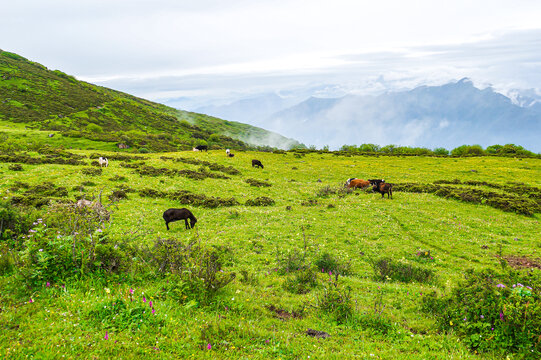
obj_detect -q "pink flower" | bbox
[29,298,34,303]
[152,308,155,315]
[500,312,504,321]
[207,343,211,350]
[143,296,146,303]
[104,331,109,340]
[496,284,506,288]
[46,282,50,287]
[129,288,134,294]
[149,300,153,308]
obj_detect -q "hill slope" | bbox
[0,50,300,151]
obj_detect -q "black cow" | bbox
[195,145,208,151]
[163,208,197,230]
[252,159,264,168]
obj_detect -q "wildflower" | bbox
[329,271,332,276]
[152,308,155,315]
[29,229,36,233]
[149,300,153,308]
[450,321,453,326]
[46,282,50,287]
[29,298,34,303]
[463,317,467,321]
[526,286,532,290]
[424,252,428,256]
[105,288,110,294]
[207,344,211,350]
[129,288,134,294]
[104,331,109,340]
[143,296,146,302]
[39,249,43,252]
[480,315,484,319]
[500,312,504,321]
[496,284,506,288]
[37,219,42,223]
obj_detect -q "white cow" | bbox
[98,157,109,167]
[226,149,230,155]
[192,147,200,152]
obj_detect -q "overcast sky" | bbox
[3,0,541,106]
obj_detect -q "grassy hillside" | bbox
[1,149,540,359]
[0,50,301,152]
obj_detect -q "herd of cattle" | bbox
[91,150,391,231]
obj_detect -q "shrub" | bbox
[146,238,236,304]
[87,298,164,331]
[245,196,275,206]
[372,258,435,283]
[422,269,541,356]
[316,277,354,324]
[315,252,353,276]
[283,267,318,294]
[138,147,150,154]
[275,248,306,274]
[81,167,102,176]
[245,178,272,187]
[8,164,23,171]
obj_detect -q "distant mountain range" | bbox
[194,79,541,152]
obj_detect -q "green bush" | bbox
[87,298,164,331]
[245,196,275,206]
[316,277,354,324]
[422,269,541,356]
[372,258,435,283]
[314,252,353,275]
[283,267,318,294]
[138,147,150,154]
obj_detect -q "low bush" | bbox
[138,188,239,208]
[315,252,353,276]
[372,258,435,284]
[8,164,23,171]
[316,277,354,324]
[86,298,164,331]
[146,238,236,304]
[81,167,103,176]
[245,196,275,206]
[283,267,318,294]
[422,268,541,356]
[245,178,272,187]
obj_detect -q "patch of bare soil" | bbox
[267,305,303,320]
[504,255,541,269]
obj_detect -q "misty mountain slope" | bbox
[265,79,541,151]
[0,49,300,150]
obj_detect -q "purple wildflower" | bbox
[496,284,506,288]
[143,296,146,303]
[29,229,36,233]
[207,343,211,350]
[152,308,155,315]
[29,298,34,303]
[500,312,504,321]
[104,331,109,340]
[129,288,134,294]
[480,315,484,319]
[46,282,50,287]
[149,300,153,308]
[526,286,532,290]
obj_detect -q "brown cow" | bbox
[347,179,370,189]
[373,182,393,199]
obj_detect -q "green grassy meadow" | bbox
[1,148,540,359]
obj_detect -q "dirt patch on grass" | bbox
[267,305,303,320]
[504,256,541,269]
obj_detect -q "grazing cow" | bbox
[347,179,370,189]
[163,208,197,230]
[368,179,385,187]
[228,153,235,157]
[226,149,230,155]
[98,157,109,167]
[373,182,393,199]
[195,145,208,151]
[346,178,357,186]
[252,159,264,168]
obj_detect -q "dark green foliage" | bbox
[81,167,102,176]
[108,175,127,181]
[314,252,353,276]
[394,182,541,215]
[8,164,23,171]
[316,185,352,198]
[9,181,69,208]
[108,190,128,201]
[451,144,485,156]
[175,157,241,175]
[138,188,239,208]
[316,278,354,324]
[245,196,275,206]
[372,258,435,283]
[275,248,307,274]
[87,299,164,331]
[0,199,37,245]
[0,152,86,166]
[421,269,541,356]
[283,267,318,294]
[135,165,230,180]
[245,178,272,187]
[147,238,236,304]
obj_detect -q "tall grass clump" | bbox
[372,258,435,283]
